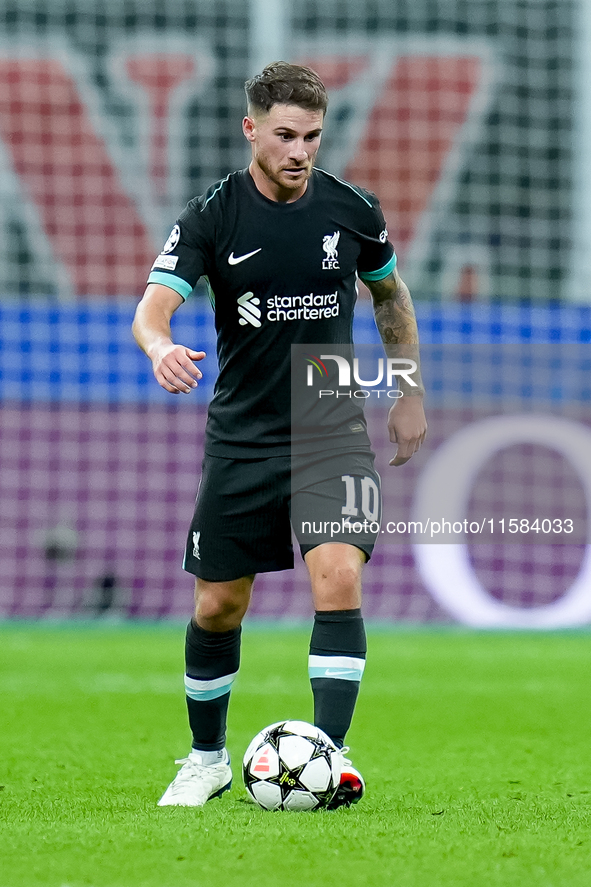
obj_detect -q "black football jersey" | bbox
[147,167,396,457]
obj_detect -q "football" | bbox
[243,720,342,811]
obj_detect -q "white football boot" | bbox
[157,750,232,807]
[327,747,365,809]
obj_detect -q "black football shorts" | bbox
[183,451,382,581]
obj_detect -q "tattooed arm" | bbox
[365,269,427,466]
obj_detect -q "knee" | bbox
[307,546,364,610]
[314,566,362,611]
[323,562,361,596]
[194,578,252,631]
[196,588,235,621]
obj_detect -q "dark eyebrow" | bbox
[273,127,323,137]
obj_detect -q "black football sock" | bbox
[308,608,367,748]
[184,619,241,752]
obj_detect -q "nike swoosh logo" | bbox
[323,669,359,678]
[228,248,262,265]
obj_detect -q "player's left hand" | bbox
[387,395,427,466]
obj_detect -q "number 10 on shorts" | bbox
[341,475,380,522]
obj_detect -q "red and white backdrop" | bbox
[0,0,574,301]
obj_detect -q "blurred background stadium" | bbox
[1,0,590,626]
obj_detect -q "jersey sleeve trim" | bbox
[201,172,231,210]
[358,253,397,281]
[147,271,193,301]
[314,167,374,207]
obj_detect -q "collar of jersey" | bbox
[243,166,315,210]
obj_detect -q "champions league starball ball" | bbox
[243,720,342,811]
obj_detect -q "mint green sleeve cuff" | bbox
[358,253,397,282]
[147,271,193,301]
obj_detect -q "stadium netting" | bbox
[0,0,575,301]
[1,301,589,623]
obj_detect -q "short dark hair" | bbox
[245,62,328,115]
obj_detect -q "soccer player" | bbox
[132,62,427,808]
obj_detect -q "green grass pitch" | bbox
[1,623,590,887]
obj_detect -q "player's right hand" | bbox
[151,343,206,394]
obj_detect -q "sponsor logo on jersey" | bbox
[151,254,179,271]
[237,291,341,327]
[228,248,262,265]
[322,230,340,269]
[162,224,180,254]
[237,291,262,327]
[267,292,339,322]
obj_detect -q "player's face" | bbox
[243,103,324,202]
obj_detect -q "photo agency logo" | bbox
[305,353,419,399]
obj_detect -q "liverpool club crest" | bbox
[322,231,340,270]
